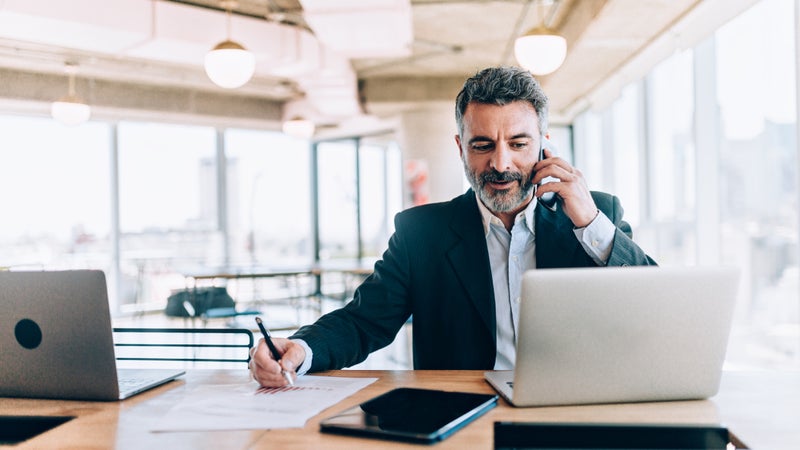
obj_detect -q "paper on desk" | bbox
[150,375,377,432]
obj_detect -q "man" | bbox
[250,66,656,387]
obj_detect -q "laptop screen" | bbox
[2,270,126,400]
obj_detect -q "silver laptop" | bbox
[485,266,739,407]
[1,270,184,401]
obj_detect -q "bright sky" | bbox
[716,0,796,140]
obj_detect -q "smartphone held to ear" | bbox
[536,137,559,210]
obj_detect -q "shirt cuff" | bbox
[290,338,313,375]
[573,211,615,265]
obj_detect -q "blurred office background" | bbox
[0,0,797,370]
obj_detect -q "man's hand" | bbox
[249,337,306,387]
[533,148,598,228]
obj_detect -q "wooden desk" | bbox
[2,370,798,449]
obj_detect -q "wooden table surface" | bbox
[1,369,798,449]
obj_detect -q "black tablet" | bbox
[319,387,498,444]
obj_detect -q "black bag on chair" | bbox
[165,287,236,317]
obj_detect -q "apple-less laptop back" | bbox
[485,266,739,407]
[0,270,183,401]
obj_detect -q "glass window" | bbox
[317,140,358,260]
[648,50,695,222]
[385,141,403,234]
[571,0,798,370]
[646,48,696,264]
[315,136,404,263]
[715,0,797,368]
[225,129,312,267]
[0,116,111,272]
[118,122,217,233]
[572,110,605,192]
[547,125,573,165]
[610,83,643,227]
[117,122,218,309]
[359,137,403,258]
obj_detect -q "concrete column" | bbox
[396,102,465,206]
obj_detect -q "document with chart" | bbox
[150,376,378,431]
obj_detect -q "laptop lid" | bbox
[488,266,739,407]
[0,270,182,401]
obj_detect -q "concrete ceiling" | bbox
[0,0,711,127]
[357,0,703,122]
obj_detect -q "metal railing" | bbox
[113,327,254,367]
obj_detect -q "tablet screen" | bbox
[320,388,498,443]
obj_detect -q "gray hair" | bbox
[455,66,549,137]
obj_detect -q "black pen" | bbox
[255,316,294,386]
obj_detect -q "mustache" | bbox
[481,169,523,184]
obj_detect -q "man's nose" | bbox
[489,142,513,171]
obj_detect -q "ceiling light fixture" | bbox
[204,0,255,89]
[514,0,567,76]
[282,116,315,139]
[51,63,91,126]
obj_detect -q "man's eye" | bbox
[472,143,493,152]
[511,141,529,149]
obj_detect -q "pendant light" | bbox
[204,0,255,89]
[51,63,91,126]
[514,0,567,76]
[282,116,315,139]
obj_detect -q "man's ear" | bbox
[455,134,464,158]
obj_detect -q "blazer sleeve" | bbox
[591,191,657,267]
[289,218,414,372]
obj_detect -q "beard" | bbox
[463,162,535,213]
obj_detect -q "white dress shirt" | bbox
[474,194,616,369]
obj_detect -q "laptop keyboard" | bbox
[117,369,173,392]
[118,374,158,391]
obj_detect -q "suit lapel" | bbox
[446,191,496,337]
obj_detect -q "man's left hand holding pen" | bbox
[249,323,306,388]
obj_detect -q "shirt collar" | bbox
[474,191,536,237]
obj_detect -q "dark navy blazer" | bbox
[292,189,656,371]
